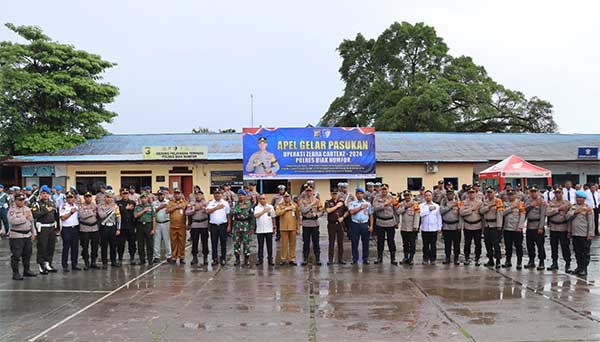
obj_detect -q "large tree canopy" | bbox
[0,23,119,156]
[320,22,557,133]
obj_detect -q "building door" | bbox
[169,176,193,199]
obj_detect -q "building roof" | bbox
[7,132,600,164]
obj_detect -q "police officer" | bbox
[524,186,547,270]
[8,193,37,280]
[79,192,100,270]
[337,182,355,238]
[460,187,484,266]
[186,189,209,265]
[545,187,571,272]
[134,193,156,265]
[440,189,461,265]
[116,189,137,265]
[480,187,504,268]
[433,180,445,204]
[32,185,59,274]
[59,192,80,272]
[566,191,594,276]
[245,136,280,175]
[0,184,9,237]
[365,182,375,203]
[348,188,373,265]
[271,184,286,241]
[95,184,106,205]
[98,190,121,268]
[299,186,322,266]
[398,191,420,265]
[372,184,399,265]
[502,189,525,269]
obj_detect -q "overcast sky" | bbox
[2,1,599,134]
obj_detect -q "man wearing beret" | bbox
[347,187,373,265]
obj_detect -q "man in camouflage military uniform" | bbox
[398,191,420,265]
[8,194,37,280]
[460,187,484,266]
[545,187,571,272]
[245,136,280,175]
[502,189,525,269]
[440,189,461,265]
[134,193,156,265]
[231,189,255,266]
[32,185,59,274]
[372,184,399,265]
[524,186,547,270]
[566,191,595,276]
[480,187,504,268]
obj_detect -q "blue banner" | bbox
[243,127,376,180]
[578,147,599,160]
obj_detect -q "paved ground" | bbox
[1,224,600,342]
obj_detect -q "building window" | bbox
[76,177,107,194]
[121,170,152,175]
[587,175,600,185]
[256,180,288,194]
[169,167,193,174]
[553,174,580,187]
[407,177,423,191]
[121,176,152,192]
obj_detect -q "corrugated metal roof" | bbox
[7,132,600,163]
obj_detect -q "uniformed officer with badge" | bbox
[8,193,37,280]
[32,185,59,274]
[566,191,595,276]
[245,137,280,175]
[480,186,504,268]
[545,187,571,272]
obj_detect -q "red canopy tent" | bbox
[479,155,552,190]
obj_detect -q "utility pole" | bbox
[250,93,254,127]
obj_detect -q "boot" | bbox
[39,263,48,275]
[495,258,502,269]
[564,262,571,274]
[524,260,536,269]
[12,261,23,280]
[547,260,558,271]
[536,260,545,271]
[243,255,249,267]
[268,258,275,266]
[234,254,241,266]
[442,257,451,265]
[23,266,37,277]
[516,257,523,270]
[83,260,90,271]
[191,255,198,265]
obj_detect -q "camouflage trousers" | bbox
[233,228,252,257]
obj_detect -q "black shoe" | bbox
[502,262,512,268]
[289,261,297,266]
[101,264,108,269]
[374,258,383,264]
[524,262,535,269]
[191,257,199,265]
[130,260,140,265]
[212,260,219,266]
[454,259,460,266]
[516,264,522,270]
[203,257,208,265]
[327,261,333,266]
[23,270,37,277]
[391,260,398,266]
[167,259,176,264]
[463,259,471,266]
[351,261,358,265]
[115,261,122,267]
[568,268,581,275]
[12,273,24,280]
[256,260,263,266]
[495,261,501,269]
[485,260,495,267]
[63,266,70,273]
[430,260,436,265]
[220,260,226,266]
[338,260,346,265]
[301,262,308,266]
[152,258,160,263]
[72,266,82,271]
[140,260,147,265]
[536,261,545,271]
[268,260,275,266]
[407,259,414,266]
[90,263,99,269]
[315,262,322,266]
[83,261,90,270]
[363,260,370,265]
[179,259,185,264]
[475,259,481,267]
[577,269,588,277]
[564,263,571,273]
[442,258,451,265]
[547,263,558,271]
[110,262,118,267]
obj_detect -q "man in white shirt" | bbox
[585,184,600,235]
[206,189,231,266]
[59,192,80,272]
[563,181,576,205]
[419,190,442,265]
[254,194,276,266]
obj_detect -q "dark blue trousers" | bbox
[350,222,370,262]
[61,225,80,268]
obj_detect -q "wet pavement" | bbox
[1,225,600,342]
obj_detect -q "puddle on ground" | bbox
[448,308,497,325]
[426,286,526,302]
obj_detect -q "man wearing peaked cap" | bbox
[523,185,547,271]
[245,136,280,175]
[8,193,37,280]
[545,186,572,272]
[566,190,594,276]
[398,190,420,265]
[480,186,504,269]
[372,183,399,265]
[300,181,321,201]
[299,185,323,266]
[460,186,484,266]
[271,184,287,241]
[365,182,375,204]
[59,191,81,272]
[79,191,100,270]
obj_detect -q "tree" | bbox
[320,22,557,133]
[0,23,119,156]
